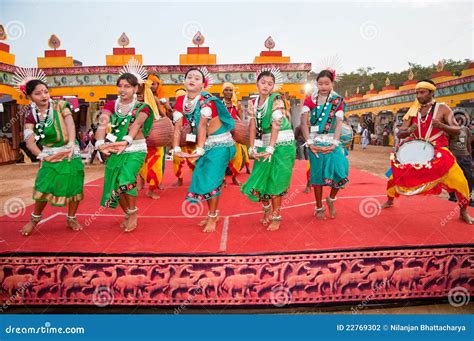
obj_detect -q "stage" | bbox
[0,160,473,308]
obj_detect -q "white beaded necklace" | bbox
[254,95,269,118]
[115,96,137,118]
[31,99,54,127]
[184,94,200,114]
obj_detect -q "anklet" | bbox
[208,211,218,218]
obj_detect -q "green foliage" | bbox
[308,59,471,97]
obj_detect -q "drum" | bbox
[340,123,353,148]
[146,117,174,147]
[231,120,250,146]
[395,139,435,165]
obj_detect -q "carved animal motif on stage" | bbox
[1,249,472,306]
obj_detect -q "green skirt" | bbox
[34,156,84,206]
[309,144,349,188]
[241,142,296,202]
[186,145,236,202]
[101,152,146,208]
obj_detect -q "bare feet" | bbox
[260,205,272,226]
[120,214,129,228]
[326,197,336,218]
[146,190,160,200]
[460,208,473,224]
[66,216,83,231]
[380,200,394,209]
[303,185,311,194]
[231,176,242,186]
[21,215,41,236]
[158,184,165,190]
[173,178,183,187]
[123,209,138,232]
[315,206,326,220]
[203,213,218,233]
[198,211,219,226]
[267,215,281,231]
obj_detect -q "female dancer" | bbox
[172,68,235,232]
[300,69,349,220]
[241,68,296,231]
[15,68,84,236]
[95,60,154,232]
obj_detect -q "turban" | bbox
[221,82,238,107]
[403,81,437,120]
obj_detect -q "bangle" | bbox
[195,147,205,156]
[95,139,105,150]
[65,141,75,148]
[332,140,340,146]
[248,147,255,155]
[123,135,133,146]
[265,146,275,155]
[36,152,48,160]
[173,146,182,153]
[305,139,314,146]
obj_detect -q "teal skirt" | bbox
[241,142,296,202]
[101,152,146,208]
[309,144,349,188]
[34,156,84,206]
[186,145,236,202]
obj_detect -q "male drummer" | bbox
[380,80,473,224]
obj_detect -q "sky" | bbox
[1,0,472,74]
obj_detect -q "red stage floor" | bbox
[1,160,472,307]
[1,160,473,255]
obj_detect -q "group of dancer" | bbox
[16,61,472,236]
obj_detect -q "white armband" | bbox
[272,110,284,121]
[194,147,205,156]
[301,105,311,114]
[265,146,275,155]
[335,110,344,119]
[36,152,48,160]
[123,135,133,146]
[248,147,255,155]
[23,129,34,141]
[304,139,314,146]
[173,111,183,123]
[200,107,212,119]
[95,139,105,149]
[332,140,341,146]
